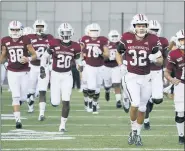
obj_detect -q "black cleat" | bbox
[128,130,137,145]
[16,122,22,129]
[59,129,67,134]
[105,92,110,101]
[92,105,98,114]
[116,100,122,108]
[135,135,143,146]
[144,122,151,130]
[179,136,185,145]
[84,101,88,109]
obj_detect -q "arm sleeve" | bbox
[166,52,175,72]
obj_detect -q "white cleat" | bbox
[59,125,67,134]
[86,107,93,112]
[92,111,99,115]
[38,115,45,121]
[27,105,34,113]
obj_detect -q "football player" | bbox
[117,14,163,146]
[26,20,54,121]
[80,23,109,114]
[103,30,122,108]
[40,23,82,133]
[0,20,37,128]
[164,29,185,145]
[144,20,169,130]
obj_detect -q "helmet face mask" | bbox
[8,20,23,39]
[88,23,101,38]
[33,20,47,35]
[148,20,161,36]
[108,30,120,43]
[58,23,74,43]
[176,29,185,50]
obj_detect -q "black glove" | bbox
[40,66,46,79]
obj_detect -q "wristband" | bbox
[28,57,32,62]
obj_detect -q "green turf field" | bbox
[0,90,184,151]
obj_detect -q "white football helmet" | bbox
[23,27,34,35]
[108,30,120,43]
[88,23,101,38]
[58,23,74,43]
[33,20,47,35]
[8,20,23,39]
[131,14,149,38]
[85,25,90,36]
[149,20,161,36]
[176,29,184,50]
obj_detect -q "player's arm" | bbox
[149,41,163,66]
[27,44,37,61]
[115,51,122,66]
[0,46,7,64]
[102,45,109,59]
[164,54,181,85]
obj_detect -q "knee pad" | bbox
[83,89,88,97]
[175,112,185,123]
[112,83,121,88]
[93,93,100,100]
[152,98,163,104]
[12,97,21,106]
[88,89,95,98]
[138,105,147,112]
[50,99,59,107]
[147,101,154,113]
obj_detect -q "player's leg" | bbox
[136,75,152,146]
[174,83,185,145]
[112,66,122,108]
[81,67,88,109]
[86,65,97,112]
[123,73,141,145]
[1,64,7,93]
[7,71,22,128]
[102,66,111,101]
[27,65,39,112]
[37,68,49,121]
[59,71,73,133]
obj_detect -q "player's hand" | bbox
[148,54,157,63]
[20,56,29,64]
[170,78,181,86]
[78,65,83,72]
[40,66,46,79]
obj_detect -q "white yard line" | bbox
[1,124,176,127]
[2,148,184,151]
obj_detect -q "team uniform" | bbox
[80,35,108,113]
[27,34,53,98]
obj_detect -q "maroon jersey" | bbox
[150,36,169,71]
[28,34,53,66]
[166,49,185,84]
[80,36,108,67]
[120,32,161,75]
[48,39,81,72]
[104,42,118,68]
[1,36,31,72]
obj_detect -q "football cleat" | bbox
[16,121,22,129]
[144,122,151,130]
[27,104,34,113]
[179,136,185,145]
[84,101,88,110]
[116,100,122,108]
[128,130,137,145]
[135,135,143,146]
[92,105,99,114]
[105,92,110,101]
[123,98,130,113]
[38,115,45,121]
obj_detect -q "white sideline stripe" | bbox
[1,115,172,119]
[2,124,176,127]
[1,137,75,141]
[1,109,173,112]
[1,133,178,137]
[2,148,184,151]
